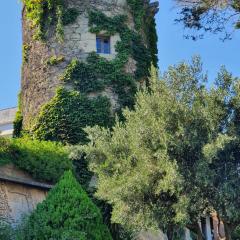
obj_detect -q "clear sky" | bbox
[0,0,239,109]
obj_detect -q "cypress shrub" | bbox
[18,171,112,240]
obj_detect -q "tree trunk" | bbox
[196,225,205,240]
[224,224,232,240]
[186,223,205,240]
[166,228,174,240]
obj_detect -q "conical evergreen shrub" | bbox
[18,171,112,240]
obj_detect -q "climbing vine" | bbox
[22,0,79,41]
[126,0,145,31]
[60,9,152,112]
[146,16,158,67]
[22,44,31,64]
[126,0,158,66]
[46,55,65,66]
[13,92,23,138]
[25,1,158,145]
[32,88,113,145]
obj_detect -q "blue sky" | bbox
[0,1,239,109]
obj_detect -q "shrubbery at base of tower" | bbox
[0,137,71,183]
[32,87,113,145]
[17,171,112,240]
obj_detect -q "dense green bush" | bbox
[32,87,113,145]
[18,171,112,240]
[0,138,13,166]
[12,137,72,183]
[0,137,71,183]
[232,225,240,240]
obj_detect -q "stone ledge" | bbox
[0,164,53,190]
[0,174,53,190]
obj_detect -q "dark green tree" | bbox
[18,171,112,240]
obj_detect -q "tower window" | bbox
[96,36,111,54]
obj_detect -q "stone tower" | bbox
[20,0,159,143]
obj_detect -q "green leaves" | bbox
[22,0,79,41]
[0,136,72,183]
[32,88,113,145]
[81,58,240,236]
[175,0,240,40]
[83,67,190,232]
[17,171,112,240]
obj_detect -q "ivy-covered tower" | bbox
[20,0,159,144]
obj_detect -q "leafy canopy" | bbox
[82,57,240,239]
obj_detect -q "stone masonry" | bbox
[21,0,159,129]
[0,164,52,226]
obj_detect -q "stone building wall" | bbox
[0,165,51,225]
[21,0,140,128]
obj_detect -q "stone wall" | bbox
[21,0,134,128]
[0,165,51,225]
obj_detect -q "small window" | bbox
[96,36,111,54]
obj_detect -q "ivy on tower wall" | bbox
[22,0,79,41]
[18,0,158,145]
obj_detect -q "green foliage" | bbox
[59,9,153,117]
[146,17,158,67]
[0,138,13,166]
[46,55,64,66]
[69,146,134,240]
[126,0,145,30]
[30,5,158,145]
[60,57,105,93]
[22,44,31,64]
[13,92,23,138]
[61,54,136,108]
[22,0,78,41]
[0,136,71,183]
[0,220,14,240]
[13,137,72,183]
[69,146,94,191]
[126,0,158,66]
[88,10,152,81]
[88,11,127,35]
[83,66,190,233]
[232,225,240,240]
[82,58,240,237]
[62,8,79,25]
[18,171,112,240]
[32,87,113,145]
[176,0,240,40]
